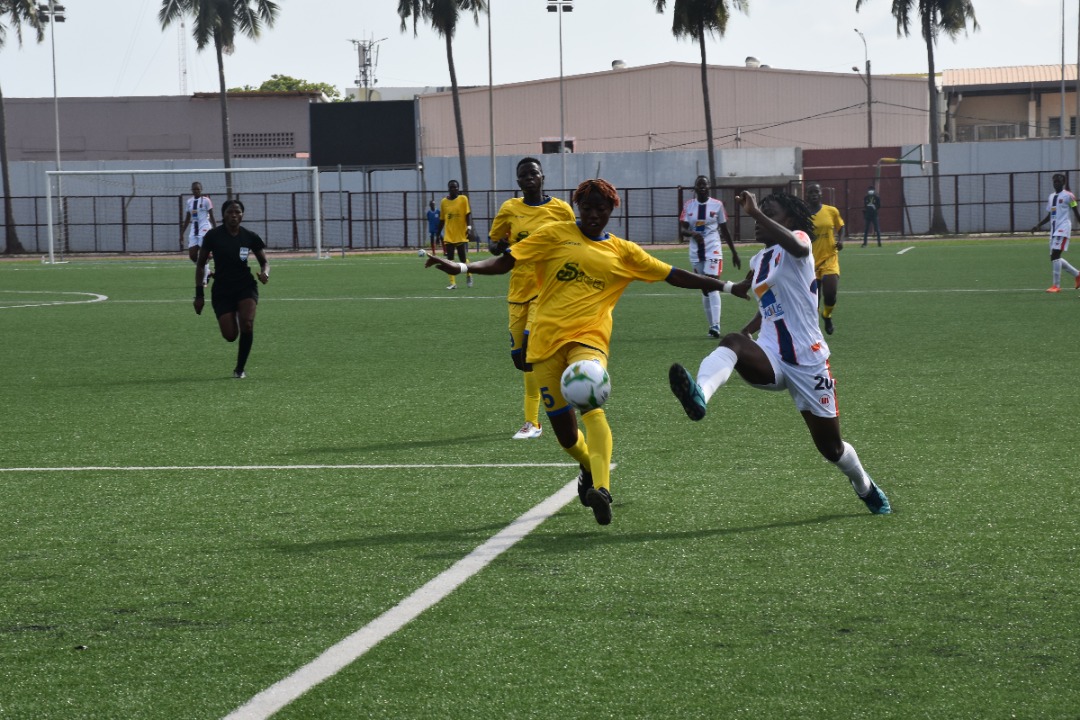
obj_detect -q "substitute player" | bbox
[805,183,844,335]
[437,180,473,290]
[1031,172,1080,293]
[668,190,891,516]
[489,157,576,440]
[679,174,740,337]
[180,181,216,287]
[424,179,746,526]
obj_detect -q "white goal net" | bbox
[44,166,322,262]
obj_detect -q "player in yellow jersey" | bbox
[805,183,844,335]
[424,179,749,526]
[437,180,473,290]
[489,157,577,441]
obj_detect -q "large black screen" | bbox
[309,100,417,167]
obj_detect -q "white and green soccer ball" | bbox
[560,359,611,412]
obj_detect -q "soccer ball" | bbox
[417,248,427,257]
[560,359,611,412]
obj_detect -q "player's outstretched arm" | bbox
[735,191,809,258]
[665,267,749,300]
[423,252,515,276]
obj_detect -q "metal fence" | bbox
[2,169,1066,256]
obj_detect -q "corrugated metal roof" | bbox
[944,65,1077,86]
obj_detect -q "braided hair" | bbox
[761,191,815,241]
[573,178,621,208]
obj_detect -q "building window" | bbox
[541,139,574,154]
[1048,117,1076,137]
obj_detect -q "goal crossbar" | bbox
[44,166,322,263]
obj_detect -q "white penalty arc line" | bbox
[897,246,916,255]
[0,290,108,309]
[0,462,574,473]
[223,478,579,720]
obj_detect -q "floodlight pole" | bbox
[40,1,66,259]
[547,1,573,194]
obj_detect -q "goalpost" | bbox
[44,166,322,263]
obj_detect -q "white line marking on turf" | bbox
[0,290,108,309]
[223,478,578,720]
[0,462,575,473]
[897,246,915,254]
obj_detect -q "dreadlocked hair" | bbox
[762,191,816,241]
[573,179,621,208]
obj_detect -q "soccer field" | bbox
[1,238,1077,719]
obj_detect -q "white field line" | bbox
[897,246,916,254]
[0,462,575,473]
[223,478,579,720]
[0,290,107,309]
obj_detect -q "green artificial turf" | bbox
[1,238,1077,719]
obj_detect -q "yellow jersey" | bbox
[489,196,576,304]
[810,204,844,274]
[509,221,673,363]
[439,194,472,244]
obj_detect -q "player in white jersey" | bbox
[679,175,740,337]
[180,181,217,286]
[668,190,892,515]
[1031,172,1080,293]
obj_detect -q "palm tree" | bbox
[857,0,977,234]
[398,0,486,193]
[652,0,747,192]
[159,0,280,199]
[0,1,43,254]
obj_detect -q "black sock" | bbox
[235,332,253,374]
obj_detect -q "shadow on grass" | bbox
[266,511,856,557]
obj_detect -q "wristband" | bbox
[721,281,733,294]
[195,287,204,298]
[458,262,469,275]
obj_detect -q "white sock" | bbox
[1061,258,1079,278]
[696,346,737,402]
[1053,258,1062,286]
[833,441,872,496]
[703,291,720,327]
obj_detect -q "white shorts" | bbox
[1050,234,1070,252]
[187,235,205,250]
[692,257,722,278]
[750,342,838,418]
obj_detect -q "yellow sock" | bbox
[581,409,613,491]
[564,429,590,469]
[823,304,834,319]
[524,371,541,427]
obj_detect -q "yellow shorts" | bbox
[532,343,607,416]
[815,256,840,278]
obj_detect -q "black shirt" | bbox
[203,225,266,289]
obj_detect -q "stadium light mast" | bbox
[39,1,66,257]
[854,28,872,148]
[547,0,573,194]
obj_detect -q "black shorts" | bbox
[211,281,259,317]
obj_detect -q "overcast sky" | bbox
[0,0,1073,99]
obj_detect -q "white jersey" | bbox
[1046,190,1077,239]
[186,195,214,239]
[680,197,728,264]
[749,231,830,367]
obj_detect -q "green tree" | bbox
[159,0,281,199]
[653,0,747,192]
[398,0,486,193]
[0,1,43,254]
[857,0,977,234]
[229,74,343,100]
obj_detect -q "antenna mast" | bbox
[178,21,189,94]
[348,36,387,101]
